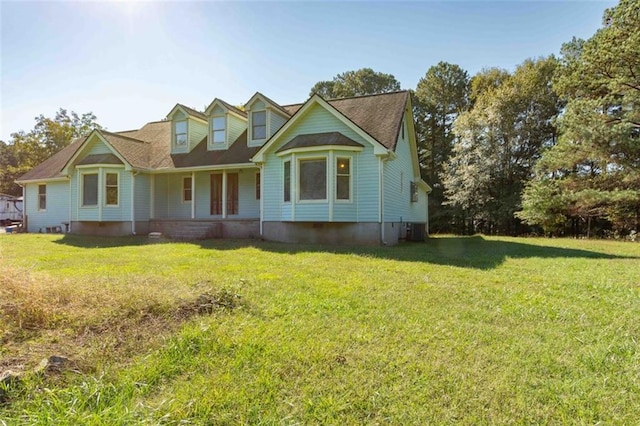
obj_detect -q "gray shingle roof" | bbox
[18,91,409,181]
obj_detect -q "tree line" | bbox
[1,0,636,238]
[310,0,639,238]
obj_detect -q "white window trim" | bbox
[210,115,226,146]
[335,155,353,203]
[283,160,291,204]
[182,176,193,203]
[80,172,99,208]
[297,156,328,204]
[174,120,188,147]
[104,171,119,207]
[251,110,267,142]
[37,184,47,212]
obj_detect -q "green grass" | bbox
[1,234,639,424]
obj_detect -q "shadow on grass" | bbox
[53,234,635,270]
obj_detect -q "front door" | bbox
[210,173,238,216]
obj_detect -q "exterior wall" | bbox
[383,121,428,225]
[261,103,380,223]
[270,111,287,137]
[228,114,247,146]
[70,220,148,236]
[24,181,70,232]
[188,118,208,151]
[150,219,259,239]
[247,100,266,147]
[153,169,260,220]
[134,173,151,221]
[70,167,131,222]
[262,221,383,245]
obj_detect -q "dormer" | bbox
[204,98,248,151]
[166,104,209,154]
[245,92,291,147]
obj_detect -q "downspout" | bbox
[379,156,386,245]
[259,164,264,237]
[68,177,72,233]
[131,171,136,235]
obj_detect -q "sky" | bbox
[0,0,617,142]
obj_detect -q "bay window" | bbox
[83,173,98,206]
[105,172,118,206]
[336,157,350,201]
[299,158,326,201]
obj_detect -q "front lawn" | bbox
[1,234,639,424]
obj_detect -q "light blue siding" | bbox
[166,174,192,219]
[270,111,287,138]
[134,174,151,221]
[85,138,113,156]
[70,167,132,222]
[383,117,428,224]
[24,181,70,232]
[153,174,169,219]
[189,118,208,151]
[261,103,380,223]
[228,115,247,147]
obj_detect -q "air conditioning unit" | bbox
[409,223,426,242]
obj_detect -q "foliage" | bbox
[0,109,101,195]
[413,62,470,232]
[1,235,640,423]
[309,68,401,99]
[519,0,640,236]
[443,58,561,234]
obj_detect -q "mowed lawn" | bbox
[1,234,639,424]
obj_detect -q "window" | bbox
[252,111,266,140]
[256,172,261,200]
[336,157,350,201]
[183,176,192,202]
[83,174,98,206]
[299,158,326,200]
[212,117,225,144]
[410,181,419,203]
[105,173,118,206]
[175,120,187,146]
[38,184,46,210]
[283,161,291,202]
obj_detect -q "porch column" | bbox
[191,171,195,219]
[222,170,227,219]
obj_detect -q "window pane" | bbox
[283,161,290,202]
[300,159,326,200]
[212,117,225,131]
[213,130,225,143]
[252,111,266,140]
[38,185,46,210]
[337,176,350,200]
[106,173,118,205]
[175,121,187,145]
[337,158,350,175]
[253,111,266,125]
[83,174,98,206]
[183,177,192,202]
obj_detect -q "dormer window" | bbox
[252,111,266,140]
[212,117,226,144]
[175,120,187,146]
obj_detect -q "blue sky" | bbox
[0,0,616,141]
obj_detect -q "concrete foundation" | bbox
[70,221,149,236]
[150,219,259,240]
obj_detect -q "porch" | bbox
[149,218,260,240]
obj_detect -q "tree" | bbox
[413,62,470,232]
[0,109,102,195]
[519,0,640,236]
[443,57,561,235]
[309,68,401,99]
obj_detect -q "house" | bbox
[0,193,23,225]
[16,91,431,245]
